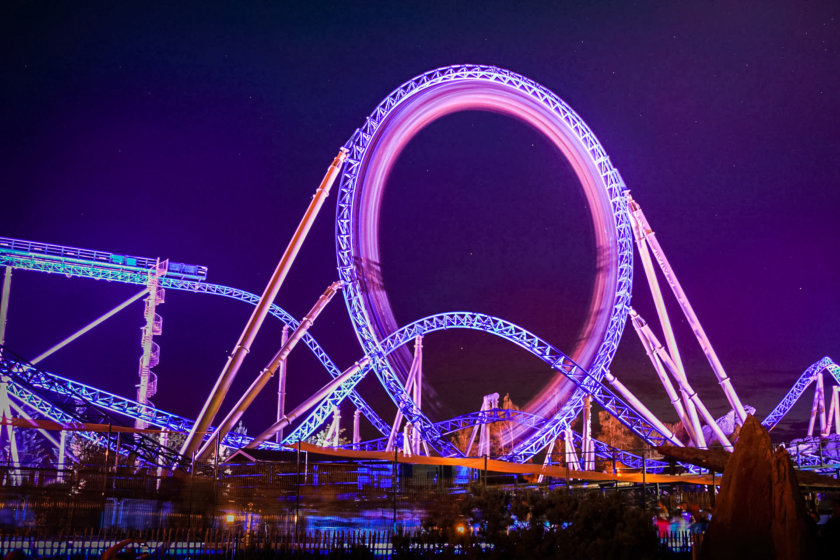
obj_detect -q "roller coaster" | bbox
[1,65,837,478]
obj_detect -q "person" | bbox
[691,512,709,534]
[656,511,670,538]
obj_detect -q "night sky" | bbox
[2,2,838,445]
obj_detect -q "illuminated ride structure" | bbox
[1,65,838,477]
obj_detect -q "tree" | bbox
[307,425,349,447]
[1,427,56,468]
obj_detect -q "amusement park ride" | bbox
[0,65,838,479]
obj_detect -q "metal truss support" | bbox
[276,325,290,444]
[762,357,840,431]
[57,430,67,481]
[627,195,705,447]
[0,351,282,464]
[136,261,167,431]
[627,193,747,424]
[338,64,634,462]
[0,267,11,354]
[581,396,594,470]
[0,381,22,484]
[181,148,348,462]
[410,340,424,456]
[633,315,733,450]
[376,312,682,461]
[564,427,580,470]
[0,237,390,441]
[0,266,20,483]
[247,356,370,449]
[6,398,65,452]
[281,361,372,445]
[537,438,556,483]
[386,336,423,453]
[346,409,680,473]
[478,393,499,459]
[31,288,150,366]
[826,386,840,436]
[1,355,180,467]
[629,309,692,438]
[324,408,341,446]
[352,409,361,445]
[464,393,500,457]
[196,281,342,461]
[808,372,827,437]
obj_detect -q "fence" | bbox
[0,527,702,559]
[0,527,395,558]
[0,455,716,533]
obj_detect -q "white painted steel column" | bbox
[352,409,361,445]
[136,262,166,432]
[581,396,592,470]
[0,273,20,484]
[826,386,840,436]
[31,288,150,366]
[386,336,422,452]
[630,309,693,440]
[0,267,12,356]
[564,427,579,470]
[197,282,341,460]
[627,196,705,448]
[602,370,684,446]
[58,430,67,482]
[182,148,348,462]
[629,196,747,423]
[637,325,733,450]
[246,356,369,449]
[537,438,556,483]
[275,325,290,444]
[808,373,826,437]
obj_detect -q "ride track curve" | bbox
[336,65,633,460]
[0,237,390,443]
[5,65,832,468]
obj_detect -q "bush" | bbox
[395,486,658,560]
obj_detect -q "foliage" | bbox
[1,427,58,468]
[450,393,521,457]
[598,410,642,451]
[307,425,350,447]
[394,486,658,560]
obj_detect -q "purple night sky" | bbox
[2,2,838,444]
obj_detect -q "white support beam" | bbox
[182,148,348,462]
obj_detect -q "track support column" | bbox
[181,148,348,462]
[136,260,167,431]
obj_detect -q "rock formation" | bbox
[699,415,817,560]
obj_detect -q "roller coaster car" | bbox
[165,261,208,282]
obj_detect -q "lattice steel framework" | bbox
[0,351,272,451]
[336,64,633,462]
[762,357,840,431]
[0,349,181,466]
[0,237,390,441]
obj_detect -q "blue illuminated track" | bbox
[0,235,390,443]
[0,350,278,453]
[1,349,182,467]
[0,236,207,282]
[378,312,681,459]
[336,64,633,462]
[343,408,670,473]
[3,66,835,468]
[762,357,840,431]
